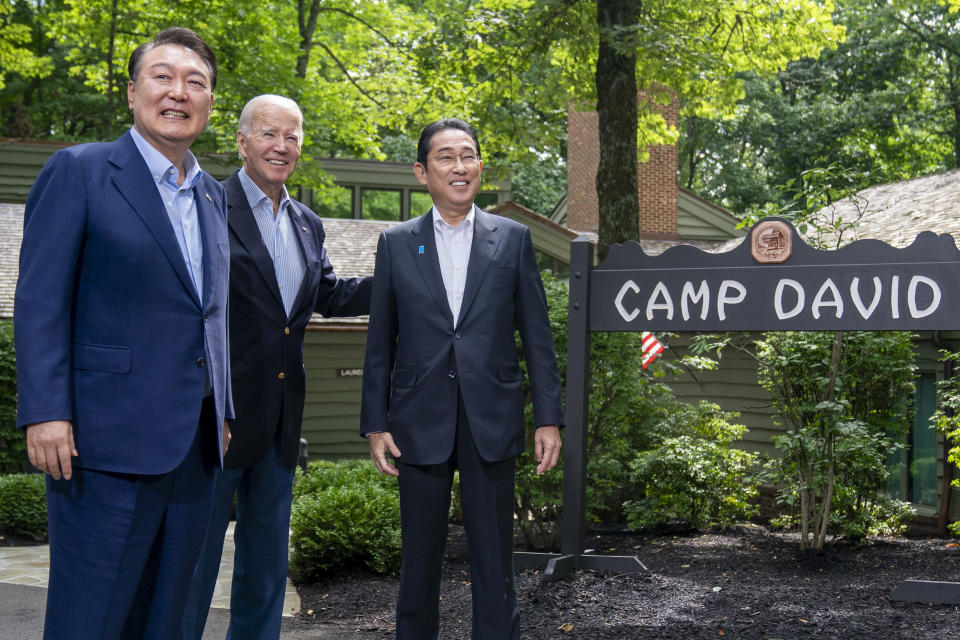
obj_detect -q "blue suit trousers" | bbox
[181,436,295,640]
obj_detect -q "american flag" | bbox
[640,331,664,369]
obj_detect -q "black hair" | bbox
[416,118,481,166]
[128,27,218,90]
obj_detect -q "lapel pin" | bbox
[418,245,424,255]
[204,192,212,202]
[302,226,307,232]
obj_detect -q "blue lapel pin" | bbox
[418,245,424,255]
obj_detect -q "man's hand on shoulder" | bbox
[26,420,77,480]
[534,425,562,476]
[368,432,401,477]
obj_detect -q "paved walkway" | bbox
[0,523,303,638]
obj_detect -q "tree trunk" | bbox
[595,0,640,261]
[812,331,844,550]
[105,0,118,137]
[296,0,322,78]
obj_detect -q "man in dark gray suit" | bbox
[361,118,563,639]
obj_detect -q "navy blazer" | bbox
[360,208,564,465]
[14,131,233,474]
[224,171,372,469]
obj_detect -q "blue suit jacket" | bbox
[360,207,564,465]
[14,131,233,474]
[223,171,371,469]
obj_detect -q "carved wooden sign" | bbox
[588,217,960,332]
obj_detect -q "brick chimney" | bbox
[566,92,679,239]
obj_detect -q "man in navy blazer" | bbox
[14,28,232,639]
[361,119,564,639]
[182,94,372,640]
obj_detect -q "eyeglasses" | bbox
[430,153,480,168]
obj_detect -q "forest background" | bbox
[5,0,959,249]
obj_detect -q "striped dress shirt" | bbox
[238,168,306,317]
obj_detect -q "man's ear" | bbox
[413,162,428,186]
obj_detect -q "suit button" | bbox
[197,357,206,368]
[278,372,286,380]
[455,332,461,340]
[284,327,290,335]
[204,313,210,322]
[448,371,456,379]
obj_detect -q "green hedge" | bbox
[289,459,402,581]
[0,473,47,541]
[0,321,26,474]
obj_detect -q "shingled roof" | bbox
[818,168,960,248]
[0,204,19,320]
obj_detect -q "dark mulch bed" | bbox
[290,524,960,639]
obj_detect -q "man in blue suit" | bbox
[14,27,232,639]
[181,94,372,640]
[361,118,564,639]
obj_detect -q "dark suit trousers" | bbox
[395,395,519,640]
[43,398,218,640]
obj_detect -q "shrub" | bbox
[755,330,916,547]
[930,350,960,536]
[625,402,759,531]
[289,459,401,580]
[0,473,47,541]
[0,321,26,474]
[514,273,710,549]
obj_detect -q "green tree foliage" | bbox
[751,330,915,548]
[0,321,24,475]
[931,350,960,536]
[1,0,431,187]
[412,0,842,254]
[0,0,51,91]
[682,0,960,215]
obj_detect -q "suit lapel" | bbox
[456,207,500,328]
[109,132,200,307]
[225,174,284,309]
[195,176,224,309]
[286,202,319,319]
[409,211,454,326]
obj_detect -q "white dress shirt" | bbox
[432,205,474,324]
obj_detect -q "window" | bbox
[313,185,352,219]
[410,191,433,217]
[361,189,401,221]
[887,372,939,506]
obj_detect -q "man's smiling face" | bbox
[238,101,303,197]
[414,128,483,220]
[127,43,214,161]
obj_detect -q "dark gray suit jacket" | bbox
[360,207,564,464]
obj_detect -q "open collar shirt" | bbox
[130,125,205,300]
[432,205,475,325]
[238,167,306,317]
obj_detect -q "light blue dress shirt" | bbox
[129,126,211,395]
[129,126,205,300]
[238,167,306,317]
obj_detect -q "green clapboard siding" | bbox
[301,328,369,459]
[667,333,779,457]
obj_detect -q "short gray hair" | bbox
[237,94,304,138]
